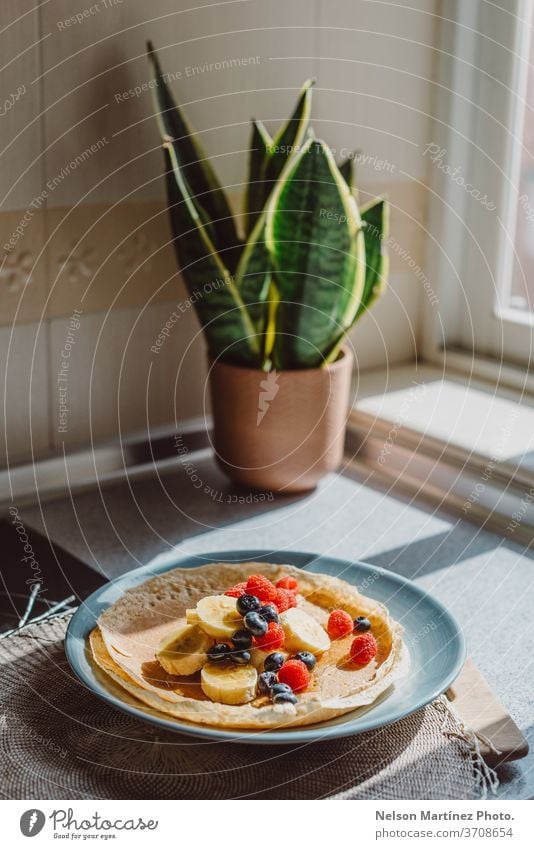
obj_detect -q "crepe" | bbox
[90,561,404,729]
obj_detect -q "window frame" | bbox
[422,0,534,374]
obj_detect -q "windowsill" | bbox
[348,359,534,544]
[351,360,534,474]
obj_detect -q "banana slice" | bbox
[201,662,258,705]
[157,623,212,676]
[249,648,289,669]
[194,595,242,639]
[280,608,331,655]
[186,608,200,624]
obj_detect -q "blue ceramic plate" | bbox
[65,550,466,744]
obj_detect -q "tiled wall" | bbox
[1,0,437,465]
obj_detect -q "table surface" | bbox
[18,452,534,800]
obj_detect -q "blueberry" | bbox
[237,594,261,616]
[207,643,230,663]
[232,628,253,650]
[230,649,251,665]
[259,604,279,623]
[273,690,298,705]
[294,651,316,671]
[354,616,371,633]
[244,610,268,637]
[271,682,292,696]
[258,671,277,694]
[264,652,285,672]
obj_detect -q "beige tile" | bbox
[0,2,49,326]
[0,209,48,325]
[0,321,50,465]
[41,0,153,206]
[49,301,206,450]
[0,2,43,210]
[131,300,208,433]
[349,272,421,371]
[315,0,437,180]
[45,201,181,318]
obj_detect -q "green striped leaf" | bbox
[244,120,272,237]
[263,278,280,364]
[355,196,389,320]
[245,80,314,235]
[235,212,273,338]
[164,141,260,365]
[266,138,365,369]
[338,154,355,191]
[324,198,388,361]
[265,79,314,184]
[147,41,240,270]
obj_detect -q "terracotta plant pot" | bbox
[209,346,353,493]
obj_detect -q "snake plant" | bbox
[147,42,389,370]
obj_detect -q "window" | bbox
[510,22,534,312]
[423,0,534,370]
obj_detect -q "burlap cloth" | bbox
[0,615,481,800]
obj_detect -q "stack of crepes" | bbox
[90,562,404,729]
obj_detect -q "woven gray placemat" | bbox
[0,615,480,800]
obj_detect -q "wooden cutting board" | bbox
[447,658,528,764]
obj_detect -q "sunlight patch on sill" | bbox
[350,363,534,473]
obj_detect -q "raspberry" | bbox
[327,609,354,640]
[246,574,277,603]
[253,621,285,651]
[350,633,378,665]
[224,582,247,598]
[278,659,310,692]
[273,587,297,612]
[276,575,298,591]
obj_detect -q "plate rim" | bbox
[65,549,466,744]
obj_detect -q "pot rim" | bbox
[208,343,353,375]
